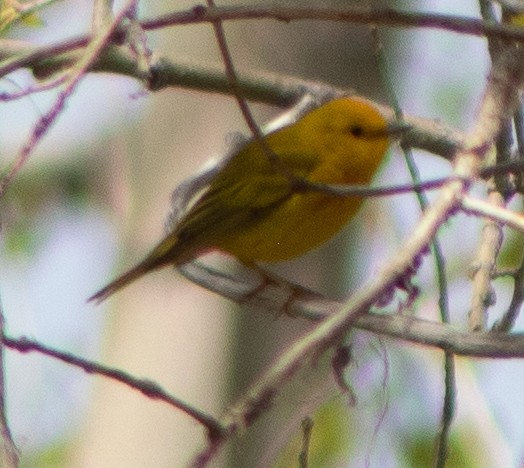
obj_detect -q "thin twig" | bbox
[2,6,524,83]
[491,266,519,278]
[462,194,524,233]
[0,0,136,199]
[0,46,465,167]
[143,5,524,43]
[434,351,455,468]
[4,5,524,80]
[193,39,524,467]
[6,0,59,16]
[298,417,313,468]
[364,338,390,468]
[178,260,524,357]
[370,24,455,467]
[468,3,515,333]
[0,36,88,78]
[206,0,301,184]
[124,2,152,80]
[1,334,226,440]
[493,248,524,331]
[0,306,18,468]
[481,159,524,179]
[194,177,467,466]
[292,176,455,198]
[468,190,505,331]
[0,73,68,101]
[515,99,524,160]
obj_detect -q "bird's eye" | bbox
[349,125,364,137]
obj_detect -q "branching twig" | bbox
[191,37,524,466]
[0,0,137,200]
[193,178,467,465]
[179,261,524,357]
[4,4,524,80]
[371,23,455,466]
[0,42,465,170]
[468,3,515,333]
[4,3,524,466]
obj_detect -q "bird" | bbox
[89,97,406,303]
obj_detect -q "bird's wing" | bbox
[169,132,322,258]
[173,171,293,251]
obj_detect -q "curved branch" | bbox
[144,5,524,43]
[4,5,524,79]
[179,261,524,358]
[0,40,464,165]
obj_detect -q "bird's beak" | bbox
[387,121,412,136]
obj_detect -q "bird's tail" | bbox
[88,256,163,304]
[88,233,191,303]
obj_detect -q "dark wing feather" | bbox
[172,172,292,255]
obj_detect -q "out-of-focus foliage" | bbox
[2,160,94,257]
[497,222,524,269]
[20,440,69,468]
[402,427,484,468]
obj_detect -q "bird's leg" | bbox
[240,263,323,317]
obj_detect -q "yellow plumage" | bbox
[89,97,397,303]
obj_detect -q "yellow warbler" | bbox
[90,97,404,303]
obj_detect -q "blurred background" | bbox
[2,0,524,466]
